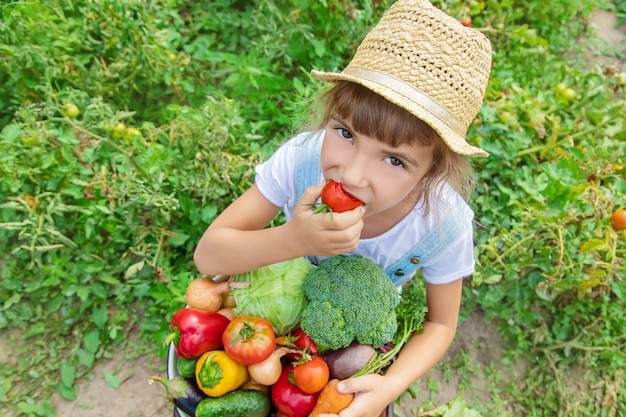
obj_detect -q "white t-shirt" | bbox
[255,132,475,284]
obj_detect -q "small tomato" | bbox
[112,122,127,139]
[460,16,472,27]
[292,328,319,355]
[610,209,626,231]
[22,193,41,209]
[124,127,142,140]
[320,180,364,213]
[557,86,577,101]
[293,356,329,394]
[284,328,319,361]
[223,315,276,365]
[64,102,80,118]
[555,83,568,95]
[21,135,39,146]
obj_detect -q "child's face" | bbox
[321,116,434,217]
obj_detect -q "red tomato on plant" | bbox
[460,16,472,27]
[222,315,276,365]
[165,308,231,359]
[610,209,626,230]
[272,364,319,417]
[293,356,329,394]
[321,180,364,213]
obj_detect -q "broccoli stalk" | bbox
[352,284,427,377]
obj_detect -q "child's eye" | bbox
[335,127,354,141]
[384,156,406,168]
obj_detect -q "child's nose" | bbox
[340,155,370,188]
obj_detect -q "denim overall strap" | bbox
[386,203,471,286]
[294,132,323,202]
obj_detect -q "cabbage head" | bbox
[231,257,313,335]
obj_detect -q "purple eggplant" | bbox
[150,375,207,416]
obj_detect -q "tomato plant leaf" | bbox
[60,363,76,388]
[124,261,145,280]
[92,304,108,330]
[0,123,22,141]
[83,328,101,354]
[103,372,121,389]
[76,348,95,369]
[579,238,608,253]
[56,383,77,401]
[169,231,190,247]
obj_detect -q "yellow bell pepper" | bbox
[195,350,249,397]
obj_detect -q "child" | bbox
[194,0,492,415]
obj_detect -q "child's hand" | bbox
[314,374,391,417]
[288,182,364,256]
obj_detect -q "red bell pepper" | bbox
[164,308,231,359]
[271,364,319,417]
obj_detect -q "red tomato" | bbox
[222,315,276,365]
[272,364,319,417]
[292,328,319,355]
[284,328,320,361]
[321,180,364,213]
[460,16,472,27]
[610,209,626,230]
[293,356,330,394]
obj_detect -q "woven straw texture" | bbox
[311,0,493,157]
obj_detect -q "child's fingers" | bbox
[336,374,378,395]
[297,181,326,208]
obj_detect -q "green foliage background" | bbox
[0,0,624,416]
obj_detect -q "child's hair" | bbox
[315,81,475,212]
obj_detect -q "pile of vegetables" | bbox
[151,255,427,417]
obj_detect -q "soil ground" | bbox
[7,7,624,417]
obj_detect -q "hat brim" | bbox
[311,69,489,158]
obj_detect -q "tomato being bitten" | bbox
[321,180,364,213]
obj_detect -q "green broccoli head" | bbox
[300,255,399,352]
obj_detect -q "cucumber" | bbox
[176,357,198,379]
[195,389,271,417]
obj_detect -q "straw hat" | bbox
[311,0,493,157]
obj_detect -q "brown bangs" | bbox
[317,81,441,148]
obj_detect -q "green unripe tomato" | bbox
[124,127,142,140]
[562,88,576,101]
[112,122,127,139]
[21,135,39,146]
[64,102,80,118]
[555,83,568,94]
